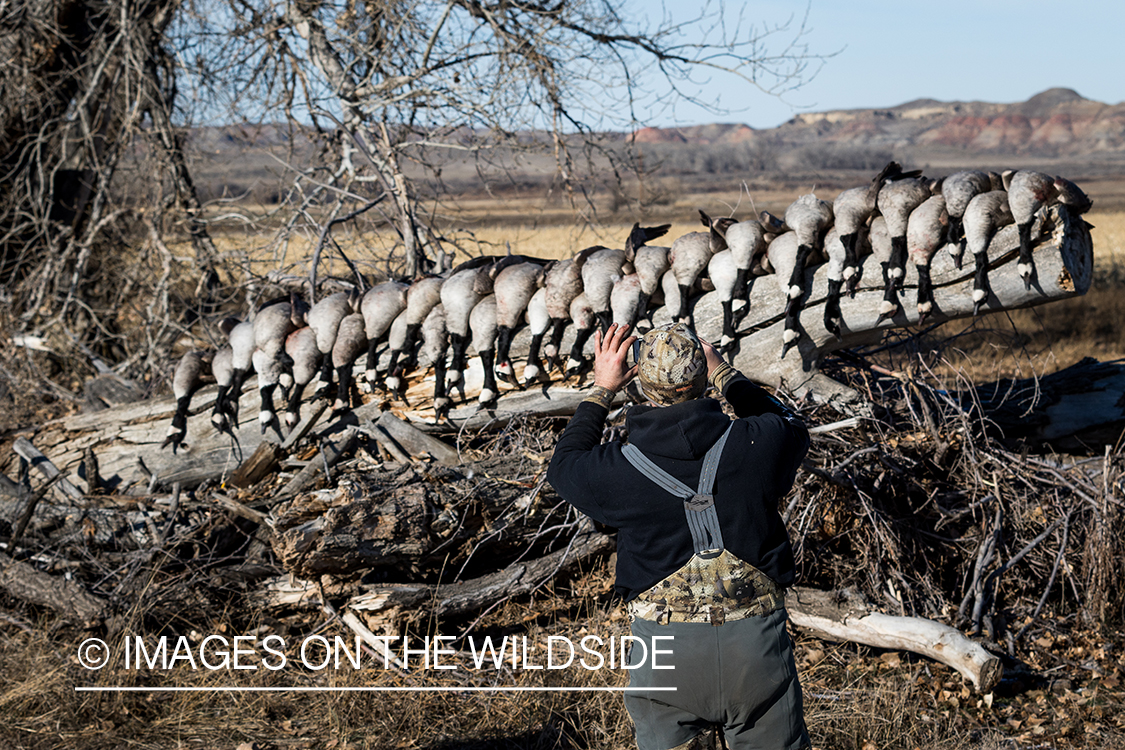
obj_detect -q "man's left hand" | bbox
[592,323,637,393]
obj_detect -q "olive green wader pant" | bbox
[625,610,809,750]
[620,426,810,750]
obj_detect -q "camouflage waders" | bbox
[620,425,810,750]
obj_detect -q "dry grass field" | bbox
[6,560,1122,750]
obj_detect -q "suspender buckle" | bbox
[687,494,714,511]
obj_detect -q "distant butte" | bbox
[627,89,1125,160]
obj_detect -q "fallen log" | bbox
[257,527,615,620]
[971,356,1125,451]
[0,551,106,624]
[354,527,614,619]
[9,384,333,493]
[785,586,1002,693]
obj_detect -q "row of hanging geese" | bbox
[163,162,1092,452]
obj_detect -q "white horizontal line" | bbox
[75,686,676,693]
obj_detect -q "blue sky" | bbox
[641,0,1125,129]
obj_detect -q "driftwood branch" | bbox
[13,437,84,503]
[786,586,1002,693]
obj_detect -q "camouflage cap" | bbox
[637,322,707,406]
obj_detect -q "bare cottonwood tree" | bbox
[0,0,228,381]
[175,0,822,279]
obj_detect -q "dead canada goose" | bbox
[284,326,320,431]
[542,255,586,371]
[208,316,241,432]
[383,311,411,399]
[331,313,367,415]
[610,272,644,329]
[963,190,1013,316]
[832,186,878,295]
[226,320,256,423]
[210,345,235,434]
[492,257,547,384]
[252,346,285,437]
[721,217,768,318]
[623,222,672,324]
[440,256,497,393]
[420,304,451,417]
[868,216,899,324]
[307,291,357,396]
[1005,170,1058,289]
[780,193,833,346]
[383,274,445,385]
[765,231,801,356]
[706,248,741,351]
[252,299,305,436]
[629,244,671,326]
[667,212,730,325]
[658,268,681,324]
[822,228,846,340]
[906,195,949,325]
[163,350,208,454]
[360,281,409,386]
[469,294,500,405]
[877,175,933,292]
[522,287,551,385]
[579,246,629,333]
[564,292,596,376]
[940,171,992,268]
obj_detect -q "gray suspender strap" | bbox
[621,424,734,555]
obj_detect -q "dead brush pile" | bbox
[797,350,1125,641]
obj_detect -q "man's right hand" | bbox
[591,323,638,393]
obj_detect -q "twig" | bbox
[1017,512,1071,642]
[10,472,64,545]
[159,483,181,545]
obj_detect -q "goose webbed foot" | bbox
[161,432,184,455]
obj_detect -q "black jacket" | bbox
[546,371,809,601]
